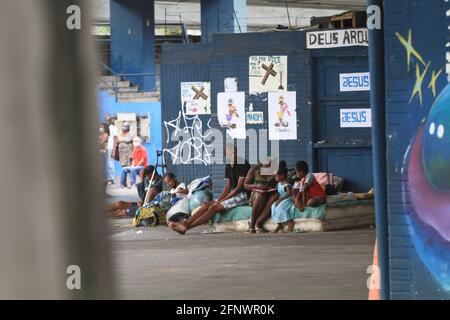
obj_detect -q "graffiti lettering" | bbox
[163,111,213,166]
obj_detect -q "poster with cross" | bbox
[180,82,211,115]
[249,56,287,94]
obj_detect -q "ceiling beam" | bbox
[247,0,366,10]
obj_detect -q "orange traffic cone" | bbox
[368,240,380,300]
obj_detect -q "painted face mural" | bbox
[403,84,450,291]
[396,1,450,294]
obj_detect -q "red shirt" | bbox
[301,174,326,200]
[132,146,148,167]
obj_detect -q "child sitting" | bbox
[293,161,326,211]
[271,161,296,233]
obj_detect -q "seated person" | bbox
[136,165,163,203]
[163,172,190,223]
[271,161,296,233]
[120,137,148,188]
[244,158,278,233]
[293,161,326,211]
[169,144,250,234]
[105,200,139,218]
[106,166,162,218]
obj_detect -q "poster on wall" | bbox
[224,77,238,92]
[339,72,370,92]
[249,56,287,94]
[180,82,211,115]
[306,28,368,49]
[217,92,246,139]
[340,108,372,128]
[246,111,264,124]
[268,91,297,140]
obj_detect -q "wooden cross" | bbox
[191,86,208,100]
[261,63,277,85]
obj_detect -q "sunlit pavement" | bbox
[109,216,375,300]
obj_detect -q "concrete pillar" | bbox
[0,0,112,298]
[110,0,156,91]
[201,0,247,43]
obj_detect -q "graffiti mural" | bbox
[163,110,214,166]
[394,0,450,296]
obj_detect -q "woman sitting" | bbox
[244,158,278,233]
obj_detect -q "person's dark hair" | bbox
[163,172,176,180]
[143,165,156,177]
[296,160,309,174]
[277,160,288,176]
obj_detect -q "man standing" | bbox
[120,137,148,188]
[170,144,250,234]
[106,116,117,184]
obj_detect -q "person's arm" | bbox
[244,167,258,190]
[172,183,188,195]
[244,166,268,191]
[276,185,292,205]
[217,179,231,202]
[302,173,314,191]
[139,168,145,182]
[101,133,109,145]
[221,176,246,201]
[112,136,119,157]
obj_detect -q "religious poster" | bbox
[268,91,297,140]
[180,82,211,115]
[249,56,287,94]
[217,92,246,139]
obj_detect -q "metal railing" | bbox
[97,60,159,102]
[96,22,188,101]
[155,22,190,44]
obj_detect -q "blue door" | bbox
[312,54,373,192]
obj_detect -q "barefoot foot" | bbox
[170,222,187,234]
[287,220,295,232]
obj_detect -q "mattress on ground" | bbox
[210,199,375,233]
[211,205,325,224]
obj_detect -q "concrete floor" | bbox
[109,218,376,300]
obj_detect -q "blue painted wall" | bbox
[110,0,155,91]
[97,90,162,177]
[160,44,212,187]
[200,0,247,43]
[161,32,371,197]
[384,0,450,299]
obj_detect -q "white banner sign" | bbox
[340,108,372,128]
[339,72,370,92]
[306,28,368,49]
